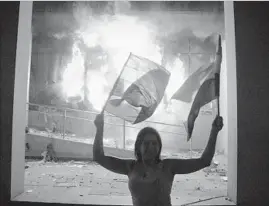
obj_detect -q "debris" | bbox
[218,171,226,176]
[25,143,30,151]
[41,143,57,162]
[221,176,228,182]
[225,197,233,202]
[113,179,128,183]
[25,127,29,134]
[213,160,219,166]
[210,168,216,172]
[203,168,214,173]
[54,182,76,187]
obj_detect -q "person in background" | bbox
[93,112,223,206]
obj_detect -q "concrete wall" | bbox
[224,2,238,203]
[10,2,33,199]
[0,2,21,201]
[234,2,269,205]
[28,110,216,152]
[25,134,134,160]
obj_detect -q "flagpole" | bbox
[188,37,193,158]
[101,52,132,114]
[215,72,220,116]
[215,34,221,116]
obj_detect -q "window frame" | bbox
[4,1,238,205]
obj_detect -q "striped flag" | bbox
[105,53,171,124]
[171,35,222,141]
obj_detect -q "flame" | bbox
[62,42,110,111]
[78,14,162,65]
[86,71,109,111]
[165,58,185,100]
[62,43,85,101]
[62,8,185,112]
[153,57,185,115]
[79,32,99,48]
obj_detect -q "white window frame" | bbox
[10,1,238,204]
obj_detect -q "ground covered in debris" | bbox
[15,152,234,205]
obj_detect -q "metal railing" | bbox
[26,102,213,156]
[26,102,190,148]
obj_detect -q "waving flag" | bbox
[105,53,170,124]
[171,35,222,141]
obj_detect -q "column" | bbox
[11,1,33,199]
[224,1,238,203]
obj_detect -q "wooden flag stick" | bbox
[215,34,222,116]
[101,52,132,114]
[215,72,220,116]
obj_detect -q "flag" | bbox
[171,62,214,103]
[104,53,171,124]
[171,35,222,141]
[159,29,218,77]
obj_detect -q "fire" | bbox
[165,58,185,100]
[62,42,111,111]
[99,15,162,65]
[61,7,184,112]
[62,43,85,101]
[86,70,109,111]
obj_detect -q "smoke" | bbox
[48,1,225,150]
[114,1,132,14]
[61,1,164,111]
[61,1,223,115]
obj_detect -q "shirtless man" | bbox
[93,112,223,206]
